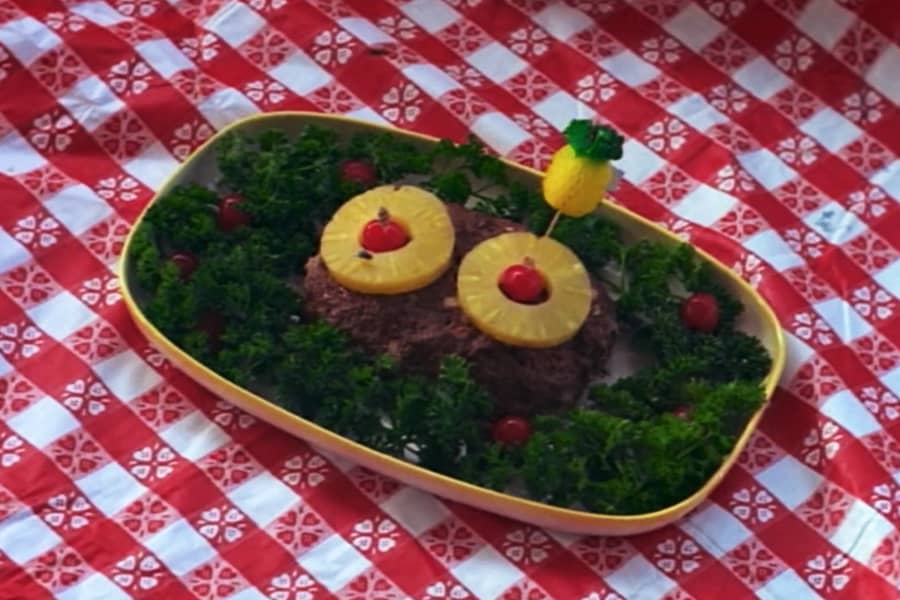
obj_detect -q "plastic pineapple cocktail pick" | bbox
[456,119,624,349]
[542,119,625,226]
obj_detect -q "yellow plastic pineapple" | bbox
[543,120,624,217]
[457,232,592,348]
[320,185,454,294]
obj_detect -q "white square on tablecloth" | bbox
[135,38,195,79]
[812,297,872,343]
[0,17,62,67]
[122,141,180,190]
[829,499,895,563]
[663,4,724,52]
[532,90,595,131]
[755,455,823,509]
[338,17,395,45]
[451,545,523,600]
[672,183,737,226]
[380,487,450,536]
[144,518,217,575]
[0,129,48,175]
[227,472,298,527]
[667,93,728,132]
[0,228,31,273]
[159,411,230,461]
[465,42,528,84]
[781,331,815,383]
[316,448,355,473]
[864,44,900,104]
[7,396,79,448]
[871,160,900,200]
[344,107,391,126]
[532,3,592,41]
[43,183,113,236]
[70,2,131,26]
[0,354,11,378]
[470,112,531,155]
[820,390,882,437]
[205,2,267,47]
[93,349,163,402]
[75,461,147,516]
[54,573,131,600]
[196,88,259,130]
[297,534,371,591]
[604,554,676,599]
[547,529,580,548]
[26,291,95,341]
[0,510,62,563]
[737,148,797,190]
[268,51,332,96]
[225,587,268,600]
[402,64,461,99]
[680,503,752,557]
[742,230,805,271]
[57,573,130,600]
[802,201,865,244]
[756,569,821,600]
[400,0,460,33]
[873,258,900,298]
[619,139,665,185]
[732,57,791,100]
[796,0,855,50]
[599,50,660,87]
[223,588,267,600]
[799,108,862,153]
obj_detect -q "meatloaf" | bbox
[303,203,617,416]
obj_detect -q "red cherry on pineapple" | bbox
[341,160,377,187]
[492,417,532,446]
[170,253,198,279]
[680,293,720,333]
[361,208,409,252]
[499,262,545,304]
[218,195,250,232]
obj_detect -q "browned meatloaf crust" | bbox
[303,203,617,416]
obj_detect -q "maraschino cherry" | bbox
[218,194,250,232]
[492,416,532,446]
[680,293,720,333]
[170,253,198,279]
[361,207,409,253]
[341,160,377,187]
[672,406,691,419]
[499,258,545,304]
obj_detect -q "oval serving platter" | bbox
[119,112,786,536]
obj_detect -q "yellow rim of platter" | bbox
[119,111,787,535]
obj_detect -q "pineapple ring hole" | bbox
[497,267,551,305]
[357,215,412,250]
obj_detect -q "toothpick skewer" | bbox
[543,210,562,238]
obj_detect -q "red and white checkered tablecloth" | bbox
[0,0,898,598]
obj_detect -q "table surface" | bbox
[0,0,898,598]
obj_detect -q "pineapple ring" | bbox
[457,232,593,348]
[320,185,454,295]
